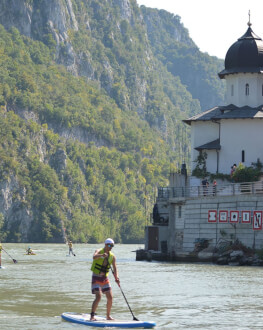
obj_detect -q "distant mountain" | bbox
[0,0,225,243]
[140,6,225,110]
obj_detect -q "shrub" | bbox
[232,163,261,183]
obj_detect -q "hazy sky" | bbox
[137,0,263,59]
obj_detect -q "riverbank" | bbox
[136,240,263,266]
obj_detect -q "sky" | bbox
[137,0,263,59]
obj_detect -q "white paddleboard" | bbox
[61,312,156,328]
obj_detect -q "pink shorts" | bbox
[91,274,111,294]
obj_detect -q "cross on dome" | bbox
[248,10,251,27]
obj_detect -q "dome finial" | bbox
[248,10,252,27]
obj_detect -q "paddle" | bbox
[110,266,139,321]
[2,247,17,263]
[69,248,76,256]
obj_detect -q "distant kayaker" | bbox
[68,240,75,256]
[26,247,33,255]
[90,238,119,321]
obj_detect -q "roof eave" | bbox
[218,67,263,79]
[195,138,221,151]
[182,119,192,125]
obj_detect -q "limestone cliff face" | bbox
[0,0,192,117]
[0,111,70,242]
[0,0,79,73]
[0,174,33,242]
[0,0,140,77]
[0,0,202,141]
[141,6,194,47]
[0,0,149,105]
[0,0,78,39]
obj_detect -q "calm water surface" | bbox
[0,243,263,329]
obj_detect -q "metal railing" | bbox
[157,181,263,199]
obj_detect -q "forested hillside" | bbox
[0,0,225,243]
[140,6,225,110]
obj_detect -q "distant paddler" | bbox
[26,246,35,255]
[68,240,76,256]
[1,245,17,263]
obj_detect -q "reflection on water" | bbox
[0,244,263,329]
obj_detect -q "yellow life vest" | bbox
[0,243,2,252]
[91,248,114,276]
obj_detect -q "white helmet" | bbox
[105,238,114,245]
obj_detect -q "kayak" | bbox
[25,253,36,255]
[61,313,156,328]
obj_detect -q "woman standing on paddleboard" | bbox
[90,238,120,321]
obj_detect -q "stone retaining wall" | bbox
[168,194,263,253]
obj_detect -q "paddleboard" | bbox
[61,313,156,328]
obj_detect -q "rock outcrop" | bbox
[0,175,33,242]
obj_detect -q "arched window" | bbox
[231,84,234,96]
[245,83,249,96]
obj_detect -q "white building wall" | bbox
[206,150,218,174]
[191,121,219,171]
[191,118,263,174]
[226,73,263,107]
[219,119,263,173]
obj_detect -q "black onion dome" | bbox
[218,26,263,78]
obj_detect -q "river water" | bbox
[0,243,263,329]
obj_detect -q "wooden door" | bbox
[148,226,159,251]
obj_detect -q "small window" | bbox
[231,84,234,96]
[178,205,182,218]
[245,83,249,96]
[242,150,245,162]
[262,84,263,96]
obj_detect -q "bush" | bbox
[232,163,261,183]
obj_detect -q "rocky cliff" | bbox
[0,0,208,127]
[0,0,225,243]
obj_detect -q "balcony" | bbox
[157,180,263,200]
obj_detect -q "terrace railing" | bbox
[157,180,263,200]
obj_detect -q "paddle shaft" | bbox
[69,249,76,256]
[110,266,139,321]
[2,247,17,263]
